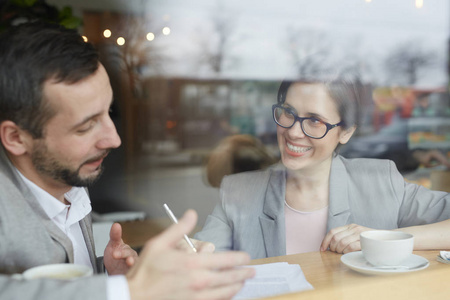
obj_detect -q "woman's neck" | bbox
[284,158,332,211]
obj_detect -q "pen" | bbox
[163,203,197,253]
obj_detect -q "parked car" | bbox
[339,118,418,172]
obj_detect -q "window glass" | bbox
[47,0,450,223]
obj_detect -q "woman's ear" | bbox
[339,125,356,145]
[0,121,32,156]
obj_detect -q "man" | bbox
[0,22,254,300]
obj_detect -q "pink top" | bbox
[285,201,328,255]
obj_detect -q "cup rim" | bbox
[360,230,414,241]
[23,263,93,280]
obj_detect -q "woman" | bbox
[195,77,450,259]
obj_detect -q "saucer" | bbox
[341,251,429,275]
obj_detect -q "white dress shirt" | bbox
[16,170,130,300]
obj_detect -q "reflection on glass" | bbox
[205,134,277,188]
[50,0,449,220]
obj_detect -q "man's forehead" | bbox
[40,68,113,127]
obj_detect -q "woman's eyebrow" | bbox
[282,103,296,112]
[306,112,331,122]
[284,103,327,120]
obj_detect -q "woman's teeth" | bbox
[287,142,312,153]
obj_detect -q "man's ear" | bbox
[0,121,32,156]
[339,125,356,145]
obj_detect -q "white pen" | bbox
[163,203,198,253]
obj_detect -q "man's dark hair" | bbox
[0,21,99,138]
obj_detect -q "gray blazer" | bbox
[195,155,450,259]
[0,146,107,300]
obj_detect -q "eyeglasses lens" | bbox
[274,106,326,138]
[274,107,294,127]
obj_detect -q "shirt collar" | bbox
[15,169,92,222]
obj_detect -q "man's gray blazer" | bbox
[0,146,108,300]
[195,155,450,259]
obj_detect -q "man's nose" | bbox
[97,117,121,149]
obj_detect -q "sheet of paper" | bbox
[233,262,314,299]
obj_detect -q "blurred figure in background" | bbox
[412,149,450,169]
[205,134,278,188]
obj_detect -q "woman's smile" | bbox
[286,141,312,154]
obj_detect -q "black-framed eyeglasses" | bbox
[272,104,344,139]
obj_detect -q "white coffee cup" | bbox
[360,230,414,266]
[22,263,93,280]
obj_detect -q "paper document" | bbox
[233,262,314,299]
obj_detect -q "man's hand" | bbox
[321,224,372,254]
[126,210,255,300]
[103,223,138,275]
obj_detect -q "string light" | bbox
[82,36,88,42]
[103,29,112,38]
[117,37,126,46]
[146,32,155,41]
[162,27,171,35]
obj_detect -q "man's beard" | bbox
[31,141,107,187]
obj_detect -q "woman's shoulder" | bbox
[221,163,283,186]
[336,154,396,171]
[333,154,405,190]
[219,163,284,207]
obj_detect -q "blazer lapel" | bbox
[259,167,286,257]
[0,147,75,263]
[327,155,352,232]
[79,215,99,273]
[25,195,75,263]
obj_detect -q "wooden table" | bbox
[120,218,202,252]
[251,251,450,299]
[119,221,449,298]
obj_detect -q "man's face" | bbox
[29,64,121,188]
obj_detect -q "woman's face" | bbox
[277,82,354,172]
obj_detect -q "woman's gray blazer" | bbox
[195,155,450,259]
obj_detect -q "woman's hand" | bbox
[321,224,372,254]
[176,238,216,253]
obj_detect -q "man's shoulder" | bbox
[0,166,20,195]
[0,146,17,182]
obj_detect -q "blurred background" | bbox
[2,0,449,231]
